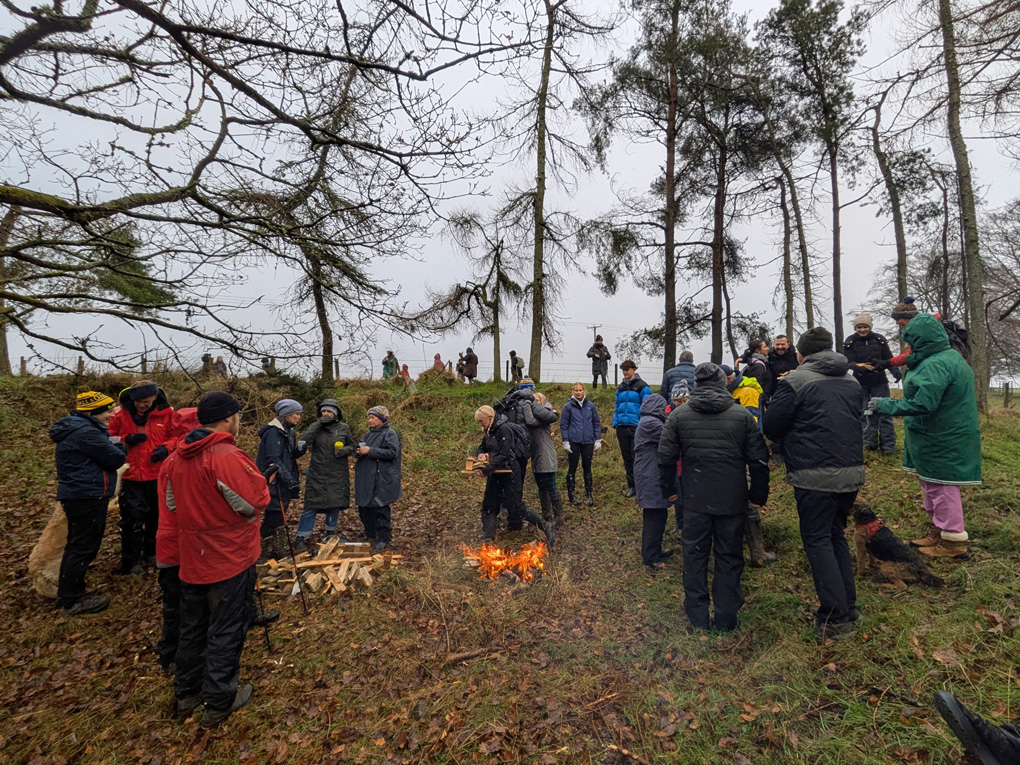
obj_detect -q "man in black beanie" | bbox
[763,328,865,643]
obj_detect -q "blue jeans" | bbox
[296,506,342,538]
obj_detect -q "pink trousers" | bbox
[920,479,965,534]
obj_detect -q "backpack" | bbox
[941,319,971,362]
[493,391,531,457]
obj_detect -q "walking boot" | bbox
[257,535,273,564]
[551,491,565,527]
[538,489,553,522]
[251,608,280,629]
[745,508,777,568]
[919,531,969,559]
[586,491,595,507]
[911,521,939,548]
[294,536,311,553]
[542,519,556,549]
[201,682,253,729]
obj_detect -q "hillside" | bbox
[0,373,1018,765]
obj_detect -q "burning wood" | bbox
[460,541,548,582]
[257,539,402,598]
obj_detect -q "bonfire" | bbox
[460,541,548,582]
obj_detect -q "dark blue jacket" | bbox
[559,396,600,444]
[613,375,651,428]
[633,394,671,509]
[256,418,307,503]
[354,424,402,507]
[50,411,127,500]
[660,362,696,399]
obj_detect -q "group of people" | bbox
[50,385,403,727]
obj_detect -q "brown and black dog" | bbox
[852,502,944,588]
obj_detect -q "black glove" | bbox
[874,359,889,370]
[150,445,169,463]
[261,464,279,482]
[125,432,148,445]
[479,464,494,477]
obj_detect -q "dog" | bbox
[852,502,944,588]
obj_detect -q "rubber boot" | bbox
[481,512,497,540]
[586,491,595,507]
[538,489,553,522]
[550,491,565,527]
[745,507,777,568]
[523,507,555,548]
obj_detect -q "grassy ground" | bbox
[0,374,1018,764]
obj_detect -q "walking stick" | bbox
[254,578,272,651]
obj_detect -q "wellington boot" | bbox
[538,489,553,522]
[551,492,565,527]
[481,512,497,540]
[586,491,595,507]
[911,522,939,548]
[567,489,579,506]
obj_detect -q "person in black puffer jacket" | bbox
[763,327,865,643]
[658,364,769,632]
[255,399,307,557]
[842,312,898,455]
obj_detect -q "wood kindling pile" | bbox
[257,539,401,598]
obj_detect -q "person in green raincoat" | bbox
[869,312,981,559]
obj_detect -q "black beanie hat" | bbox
[797,327,833,357]
[197,391,242,425]
[694,362,727,389]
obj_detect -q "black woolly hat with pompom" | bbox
[891,296,920,321]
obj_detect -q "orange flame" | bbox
[460,541,548,581]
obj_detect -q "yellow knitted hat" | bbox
[75,391,116,414]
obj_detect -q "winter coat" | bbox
[739,353,772,400]
[729,373,763,422]
[255,418,306,503]
[762,351,865,493]
[587,343,611,375]
[522,399,559,473]
[108,388,176,482]
[354,424,402,507]
[661,361,697,400]
[874,313,981,485]
[477,414,521,471]
[767,348,799,388]
[160,429,270,585]
[50,411,127,500]
[382,354,399,379]
[842,331,896,387]
[462,351,479,379]
[613,375,652,428]
[634,394,672,509]
[170,407,201,448]
[560,396,600,444]
[658,385,769,515]
[299,399,355,510]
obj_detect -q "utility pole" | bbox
[587,324,602,341]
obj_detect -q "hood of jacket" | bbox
[751,352,769,365]
[178,428,235,459]
[798,350,851,377]
[688,385,738,414]
[902,313,951,367]
[726,371,745,392]
[318,398,344,420]
[639,393,667,421]
[118,386,171,422]
[567,395,588,408]
[49,410,104,443]
[259,418,289,438]
[734,376,763,394]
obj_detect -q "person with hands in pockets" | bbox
[354,406,403,550]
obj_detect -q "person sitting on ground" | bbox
[255,399,306,560]
[560,382,601,507]
[433,353,445,371]
[212,356,228,377]
[661,350,697,400]
[49,391,127,615]
[633,393,674,571]
[295,400,355,551]
[354,406,402,551]
[842,312,898,455]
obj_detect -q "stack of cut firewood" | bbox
[258,538,401,598]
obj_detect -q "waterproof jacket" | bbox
[560,396,600,444]
[729,373,763,422]
[50,411,127,500]
[613,375,651,428]
[875,313,981,485]
[634,394,672,509]
[108,387,176,482]
[587,343,611,376]
[160,429,269,584]
[658,385,769,515]
[299,399,355,510]
[842,331,896,387]
[255,418,306,503]
[762,351,865,493]
[522,399,559,473]
[170,407,201,448]
[661,361,697,399]
[477,414,520,471]
[354,423,402,507]
[462,351,479,378]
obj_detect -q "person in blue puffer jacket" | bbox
[613,360,652,498]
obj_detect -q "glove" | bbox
[865,397,884,416]
[150,445,169,463]
[479,463,494,477]
[125,433,148,445]
[261,464,279,482]
[562,441,571,453]
[114,441,128,455]
[594,440,602,451]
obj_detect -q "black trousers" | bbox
[682,511,746,631]
[641,507,668,566]
[175,566,255,711]
[616,425,637,489]
[156,565,181,670]
[566,442,594,494]
[481,461,542,536]
[358,504,391,543]
[57,498,109,607]
[593,373,607,389]
[261,495,288,538]
[794,488,858,626]
[119,479,158,569]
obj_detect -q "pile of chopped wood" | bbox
[258,538,401,598]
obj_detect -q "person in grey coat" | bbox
[633,393,673,569]
[354,406,402,550]
[523,392,564,526]
[295,399,355,550]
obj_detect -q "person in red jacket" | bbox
[109,380,176,574]
[162,391,270,728]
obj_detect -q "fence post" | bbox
[333,358,340,379]
[77,356,85,376]
[505,359,510,380]
[20,356,27,376]
[1005,382,1012,408]
[140,354,148,374]
[614,363,619,386]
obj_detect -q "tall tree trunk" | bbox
[828,142,844,347]
[662,4,680,374]
[0,207,16,377]
[528,0,557,384]
[778,176,795,338]
[308,258,334,382]
[940,180,951,317]
[871,98,909,300]
[711,148,727,364]
[722,264,736,361]
[489,290,502,384]
[939,0,988,409]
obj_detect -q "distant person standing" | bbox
[842,312,898,455]
[661,350,697,400]
[560,382,601,506]
[509,350,525,382]
[614,360,652,498]
[49,392,126,615]
[354,406,403,550]
[381,350,399,380]
[587,335,612,389]
[212,356,228,377]
[462,347,479,384]
[763,327,865,643]
[767,335,799,381]
[432,353,445,371]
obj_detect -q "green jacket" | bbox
[875,313,981,485]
